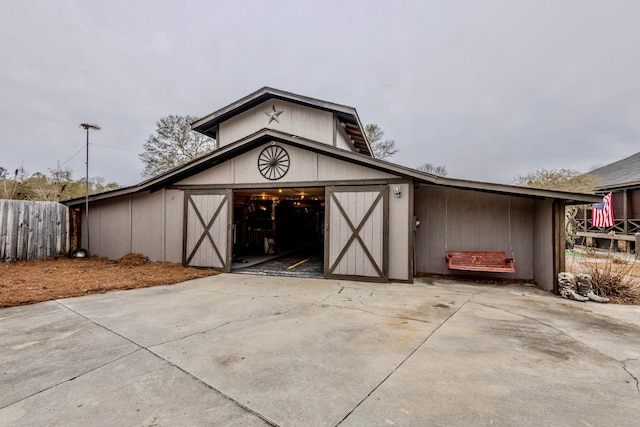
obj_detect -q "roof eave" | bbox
[63,128,601,206]
[417,179,602,204]
[594,179,640,192]
[191,87,363,141]
[190,86,372,157]
[63,183,143,207]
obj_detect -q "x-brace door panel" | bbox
[325,186,388,281]
[183,190,232,271]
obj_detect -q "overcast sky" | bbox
[1,0,638,187]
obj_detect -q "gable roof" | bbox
[191,87,372,156]
[64,128,601,207]
[588,151,640,190]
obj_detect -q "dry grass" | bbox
[0,254,219,308]
[566,250,640,304]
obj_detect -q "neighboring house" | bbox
[63,87,598,292]
[576,151,640,251]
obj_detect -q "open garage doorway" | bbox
[232,187,325,277]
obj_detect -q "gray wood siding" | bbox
[232,144,319,184]
[388,183,412,281]
[86,197,131,259]
[82,189,183,263]
[177,161,233,185]
[131,191,164,261]
[326,186,388,281]
[164,190,184,263]
[317,155,395,182]
[533,199,554,291]
[219,100,334,148]
[176,143,395,186]
[414,186,534,279]
[184,191,231,270]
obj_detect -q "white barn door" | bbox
[183,190,232,271]
[325,186,388,281]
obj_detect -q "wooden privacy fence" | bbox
[0,200,69,262]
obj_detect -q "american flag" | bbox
[592,193,614,228]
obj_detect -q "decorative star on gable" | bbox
[265,105,283,124]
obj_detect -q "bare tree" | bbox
[365,124,398,160]
[1,166,39,200]
[0,165,119,201]
[0,167,12,199]
[512,168,599,193]
[513,168,600,248]
[417,163,448,177]
[139,115,217,178]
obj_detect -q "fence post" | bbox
[635,233,640,260]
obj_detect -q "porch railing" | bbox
[574,218,640,235]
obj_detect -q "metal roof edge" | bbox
[63,128,602,206]
[62,182,144,206]
[191,87,359,134]
[241,131,601,204]
[420,177,602,203]
[62,131,274,206]
[594,179,640,192]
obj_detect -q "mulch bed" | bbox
[0,254,219,308]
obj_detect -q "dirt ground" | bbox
[1,252,639,308]
[0,254,219,308]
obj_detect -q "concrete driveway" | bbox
[1,274,639,426]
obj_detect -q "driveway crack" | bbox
[144,348,280,426]
[469,297,640,399]
[622,358,640,396]
[334,297,472,426]
[55,300,143,349]
[0,348,142,410]
[322,302,437,325]
[53,301,280,424]
[156,302,318,347]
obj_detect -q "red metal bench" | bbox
[446,251,515,273]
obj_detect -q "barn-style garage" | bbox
[65,87,598,291]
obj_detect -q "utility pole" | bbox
[80,123,101,255]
